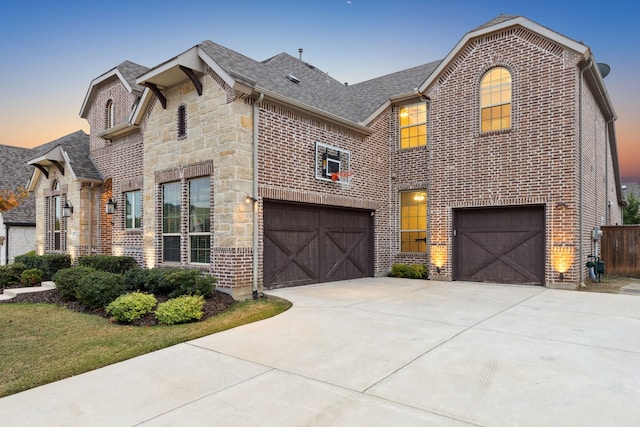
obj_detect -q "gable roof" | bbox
[417,14,592,94]
[27,131,101,192]
[79,61,149,119]
[0,145,36,225]
[135,40,441,133]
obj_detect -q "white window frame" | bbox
[124,190,142,230]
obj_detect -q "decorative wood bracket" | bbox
[33,164,49,179]
[145,82,167,109]
[50,160,64,175]
[180,65,203,96]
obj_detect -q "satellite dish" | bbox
[597,63,611,78]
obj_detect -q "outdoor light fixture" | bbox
[62,201,73,218]
[552,245,574,282]
[245,195,257,203]
[105,198,116,215]
[430,244,447,274]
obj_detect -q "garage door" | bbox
[453,206,545,285]
[263,202,374,289]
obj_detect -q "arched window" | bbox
[105,99,115,129]
[177,104,187,138]
[480,67,511,132]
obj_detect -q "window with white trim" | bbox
[188,178,210,264]
[162,182,181,263]
[124,190,141,230]
[105,99,115,129]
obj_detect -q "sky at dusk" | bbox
[1,1,638,181]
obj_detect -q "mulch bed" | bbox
[0,287,237,326]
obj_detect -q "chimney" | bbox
[298,48,303,60]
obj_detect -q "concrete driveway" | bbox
[1,277,639,426]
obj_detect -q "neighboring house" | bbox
[0,145,37,264]
[27,14,622,297]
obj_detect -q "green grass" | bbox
[0,297,291,398]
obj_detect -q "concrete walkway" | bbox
[1,277,639,426]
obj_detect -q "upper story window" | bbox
[105,99,115,129]
[124,190,142,230]
[399,102,427,149]
[480,67,511,132]
[177,104,187,138]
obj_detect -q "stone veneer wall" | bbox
[142,70,254,298]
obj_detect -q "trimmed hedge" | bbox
[78,255,138,274]
[53,266,97,301]
[14,252,71,280]
[124,267,216,298]
[76,271,125,309]
[389,263,429,279]
[106,292,158,323]
[155,295,205,325]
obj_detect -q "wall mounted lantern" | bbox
[62,201,73,218]
[105,198,116,215]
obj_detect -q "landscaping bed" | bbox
[1,287,236,326]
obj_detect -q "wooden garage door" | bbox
[453,206,545,285]
[263,202,374,289]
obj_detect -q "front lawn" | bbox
[0,297,290,398]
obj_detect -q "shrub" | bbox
[14,252,43,272]
[155,295,205,325]
[390,263,429,279]
[0,263,26,289]
[78,255,138,274]
[76,271,125,309]
[165,269,216,298]
[43,254,72,279]
[122,267,149,292]
[145,267,183,295]
[106,292,157,323]
[20,269,43,287]
[14,253,71,280]
[53,266,97,301]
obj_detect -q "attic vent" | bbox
[286,74,300,84]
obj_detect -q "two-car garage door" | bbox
[263,202,374,289]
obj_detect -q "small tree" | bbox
[623,193,640,225]
[0,187,29,213]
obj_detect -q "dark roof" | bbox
[198,41,441,124]
[30,130,101,182]
[0,145,35,225]
[116,60,150,92]
[472,14,520,31]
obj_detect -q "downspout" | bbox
[252,92,264,300]
[2,222,8,265]
[578,58,594,286]
[604,117,615,225]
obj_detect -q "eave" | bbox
[80,68,142,119]
[255,86,373,136]
[136,47,205,109]
[418,16,590,94]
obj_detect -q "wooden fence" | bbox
[601,226,640,277]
